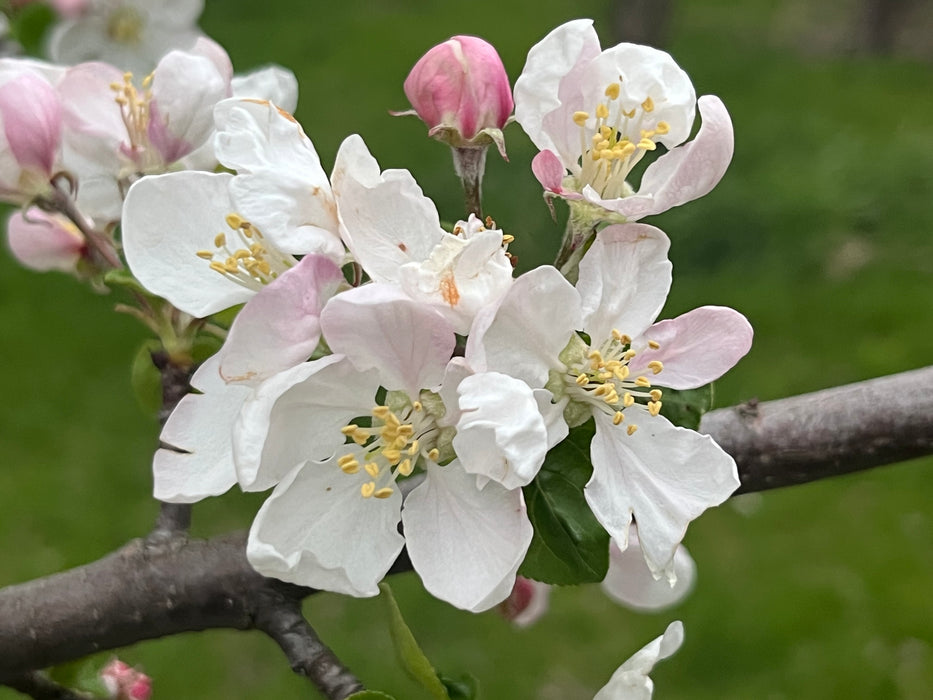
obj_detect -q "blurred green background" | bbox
[1,0,932,697]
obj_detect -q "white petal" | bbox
[466,265,579,388]
[248,461,404,597]
[214,98,341,256]
[331,134,443,282]
[454,372,550,490]
[218,254,343,385]
[153,354,246,503]
[513,19,602,162]
[586,412,739,579]
[577,224,672,343]
[233,356,380,491]
[403,461,533,612]
[122,171,255,316]
[593,620,684,700]
[321,283,456,396]
[601,531,696,612]
[231,66,299,113]
[627,306,753,390]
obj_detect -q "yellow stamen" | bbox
[648,401,662,416]
[649,389,663,402]
[372,405,390,420]
[214,233,226,248]
[573,111,590,127]
[627,424,639,436]
[635,376,652,388]
[648,340,661,349]
[576,373,589,386]
[397,459,414,476]
[374,487,394,499]
[225,213,245,230]
[412,401,423,411]
[364,462,380,478]
[361,482,376,498]
[195,250,214,260]
[642,97,655,112]
[623,393,635,407]
[655,121,670,135]
[613,411,624,425]
[427,448,440,461]
[595,103,610,119]
[647,360,664,375]
[604,83,621,100]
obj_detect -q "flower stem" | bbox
[452,146,487,218]
[38,178,123,271]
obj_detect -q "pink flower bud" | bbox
[402,36,513,152]
[498,576,551,628]
[6,209,85,273]
[100,659,152,700]
[0,72,62,177]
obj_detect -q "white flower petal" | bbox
[454,372,550,489]
[321,283,456,396]
[466,265,579,388]
[233,356,380,491]
[218,254,343,385]
[231,66,299,113]
[153,354,244,503]
[122,171,255,316]
[593,620,684,700]
[601,531,696,612]
[248,461,404,597]
[627,306,753,390]
[577,224,672,343]
[331,133,443,282]
[403,461,533,612]
[586,412,739,579]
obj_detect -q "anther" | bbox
[397,459,414,476]
[596,103,610,119]
[372,406,390,419]
[647,361,664,375]
[605,83,621,100]
[613,411,624,425]
[225,213,245,230]
[427,448,440,461]
[576,373,589,386]
[412,401,423,412]
[361,482,376,498]
[195,250,214,260]
[374,487,394,499]
[627,424,639,436]
[649,389,663,402]
[635,376,652,388]
[214,233,226,248]
[641,97,655,112]
[623,393,635,407]
[648,340,661,349]
[340,424,358,435]
[573,111,589,127]
[364,462,380,478]
[648,401,662,416]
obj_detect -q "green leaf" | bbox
[379,582,450,700]
[519,420,610,584]
[130,340,163,417]
[9,3,55,55]
[346,692,398,700]
[439,673,479,700]
[658,384,715,431]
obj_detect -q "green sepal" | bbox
[130,340,164,418]
[658,383,715,431]
[103,267,150,296]
[519,419,610,585]
[345,692,398,700]
[439,673,480,700]
[48,656,112,697]
[379,582,450,700]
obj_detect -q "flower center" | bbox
[563,329,665,435]
[196,213,296,290]
[110,71,162,173]
[572,81,669,200]
[107,6,145,44]
[337,395,443,500]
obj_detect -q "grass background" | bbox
[1,0,932,697]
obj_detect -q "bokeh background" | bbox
[1,0,932,697]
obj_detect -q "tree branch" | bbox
[1,367,931,686]
[1,672,91,699]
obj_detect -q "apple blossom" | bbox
[239,284,532,611]
[122,99,342,317]
[467,223,752,580]
[601,528,696,612]
[399,35,512,157]
[48,0,205,75]
[331,134,514,334]
[100,659,152,700]
[6,208,85,272]
[594,620,684,699]
[514,19,733,226]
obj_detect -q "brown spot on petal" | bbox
[440,271,460,307]
[398,242,407,252]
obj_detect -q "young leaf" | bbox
[520,420,610,584]
[658,384,714,431]
[379,582,450,700]
[439,673,479,700]
[131,340,164,417]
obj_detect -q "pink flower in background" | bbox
[100,659,152,700]
[6,208,86,272]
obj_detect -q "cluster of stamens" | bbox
[110,72,157,171]
[196,213,295,289]
[337,402,440,499]
[567,329,665,435]
[106,6,145,44]
[573,81,670,199]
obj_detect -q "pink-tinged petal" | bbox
[214,98,340,257]
[628,306,753,390]
[122,171,255,317]
[454,372,550,490]
[321,283,456,396]
[0,73,61,175]
[188,36,233,87]
[233,356,379,491]
[499,576,551,628]
[231,66,299,113]
[6,209,84,272]
[513,19,602,159]
[153,354,245,503]
[577,224,672,343]
[601,531,696,612]
[331,134,443,282]
[593,620,684,700]
[218,254,343,385]
[586,412,739,579]
[148,50,227,163]
[248,460,404,597]
[58,61,127,176]
[403,461,533,612]
[531,149,567,193]
[466,265,579,388]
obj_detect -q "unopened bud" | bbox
[498,576,550,628]
[399,35,513,158]
[100,659,152,700]
[6,209,86,273]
